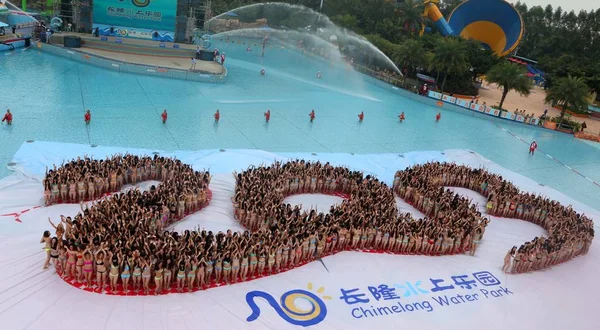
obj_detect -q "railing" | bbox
[36,42,227,83]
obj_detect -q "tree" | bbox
[485,62,533,109]
[396,0,425,35]
[431,38,468,92]
[544,76,590,125]
[393,39,426,77]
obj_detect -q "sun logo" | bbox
[245,282,331,327]
[131,0,150,8]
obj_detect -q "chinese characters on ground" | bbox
[338,271,513,319]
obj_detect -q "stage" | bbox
[0,141,598,329]
[45,33,225,75]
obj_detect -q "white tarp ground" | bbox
[0,141,598,330]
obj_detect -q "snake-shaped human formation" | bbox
[43,155,594,298]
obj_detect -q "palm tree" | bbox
[431,38,468,92]
[544,76,590,125]
[397,0,425,34]
[393,39,427,77]
[486,61,533,109]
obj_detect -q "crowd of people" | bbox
[41,156,593,295]
[41,154,212,294]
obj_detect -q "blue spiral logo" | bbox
[245,284,330,327]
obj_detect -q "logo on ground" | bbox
[245,283,331,327]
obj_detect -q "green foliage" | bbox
[486,61,533,109]
[514,2,600,95]
[331,14,360,32]
[397,0,425,35]
[545,76,590,121]
[364,34,401,56]
[393,39,427,77]
[431,38,469,92]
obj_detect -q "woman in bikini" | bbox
[503,246,517,273]
[121,256,132,294]
[82,249,94,287]
[176,259,186,293]
[154,261,164,295]
[95,248,108,291]
[108,253,120,292]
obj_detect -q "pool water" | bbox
[1,38,599,208]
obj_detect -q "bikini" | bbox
[110,264,119,278]
[188,266,197,278]
[142,267,151,279]
[121,265,131,279]
[83,261,93,273]
[96,261,105,274]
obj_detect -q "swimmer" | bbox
[161,109,168,124]
[247,47,252,52]
[1,109,12,125]
[84,109,91,125]
[214,109,220,123]
[358,111,364,122]
[264,109,271,122]
[529,140,538,155]
[309,110,315,123]
[260,68,265,76]
[436,112,441,122]
[317,71,322,79]
[399,112,405,122]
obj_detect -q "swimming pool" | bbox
[1,38,599,208]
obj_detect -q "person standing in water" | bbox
[309,110,315,123]
[398,112,405,122]
[260,68,265,76]
[2,109,13,125]
[214,110,220,123]
[436,112,441,122]
[161,109,168,124]
[358,111,364,122]
[264,109,271,122]
[84,109,91,125]
[529,140,538,155]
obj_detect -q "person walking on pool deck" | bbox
[84,109,91,125]
[190,58,197,71]
[264,109,271,122]
[214,110,220,123]
[309,109,315,123]
[529,140,538,155]
[2,109,12,125]
[358,111,364,122]
[161,109,168,124]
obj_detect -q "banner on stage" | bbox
[93,0,176,38]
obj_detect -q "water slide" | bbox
[422,0,524,57]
